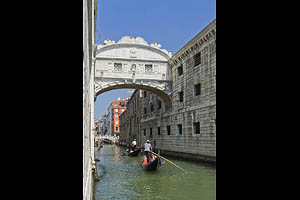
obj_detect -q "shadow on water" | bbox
[94,145,216,200]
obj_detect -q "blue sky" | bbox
[94,0,216,120]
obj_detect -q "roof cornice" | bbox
[168,19,216,68]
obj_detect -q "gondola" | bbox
[142,154,159,171]
[127,148,140,157]
[102,138,112,144]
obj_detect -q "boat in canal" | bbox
[102,138,112,144]
[127,148,140,157]
[142,154,159,171]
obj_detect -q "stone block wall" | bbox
[140,19,216,162]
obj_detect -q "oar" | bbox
[150,151,188,173]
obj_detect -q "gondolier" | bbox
[142,140,159,171]
[143,140,152,163]
[131,139,137,151]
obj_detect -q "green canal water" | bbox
[94,144,216,200]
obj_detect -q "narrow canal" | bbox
[94,144,216,200]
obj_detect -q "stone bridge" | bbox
[94,36,173,109]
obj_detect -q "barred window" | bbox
[193,122,200,134]
[114,63,122,71]
[145,64,153,72]
[167,125,171,135]
[177,124,182,135]
[178,91,184,102]
[158,100,161,110]
[194,52,201,67]
[194,83,201,96]
[177,65,183,76]
[157,127,161,135]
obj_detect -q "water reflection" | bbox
[112,145,121,161]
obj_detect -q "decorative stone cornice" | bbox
[97,36,172,59]
[168,19,216,68]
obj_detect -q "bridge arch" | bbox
[95,83,172,110]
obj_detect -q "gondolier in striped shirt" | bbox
[143,140,152,163]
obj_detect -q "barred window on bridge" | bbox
[145,64,153,72]
[114,63,122,71]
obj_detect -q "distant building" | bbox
[106,104,112,135]
[119,90,143,146]
[103,98,128,136]
[99,114,107,135]
[111,98,128,136]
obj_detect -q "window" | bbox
[113,103,118,108]
[144,91,147,97]
[177,124,182,135]
[115,114,118,118]
[143,129,146,136]
[178,91,184,102]
[194,83,201,96]
[114,63,122,71]
[194,52,201,66]
[177,65,183,76]
[116,127,118,131]
[144,107,147,114]
[115,120,119,125]
[145,64,153,72]
[150,128,152,136]
[157,127,160,135]
[158,100,161,110]
[150,104,153,112]
[167,126,171,135]
[193,122,200,134]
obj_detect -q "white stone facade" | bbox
[83,0,97,199]
[94,36,173,109]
